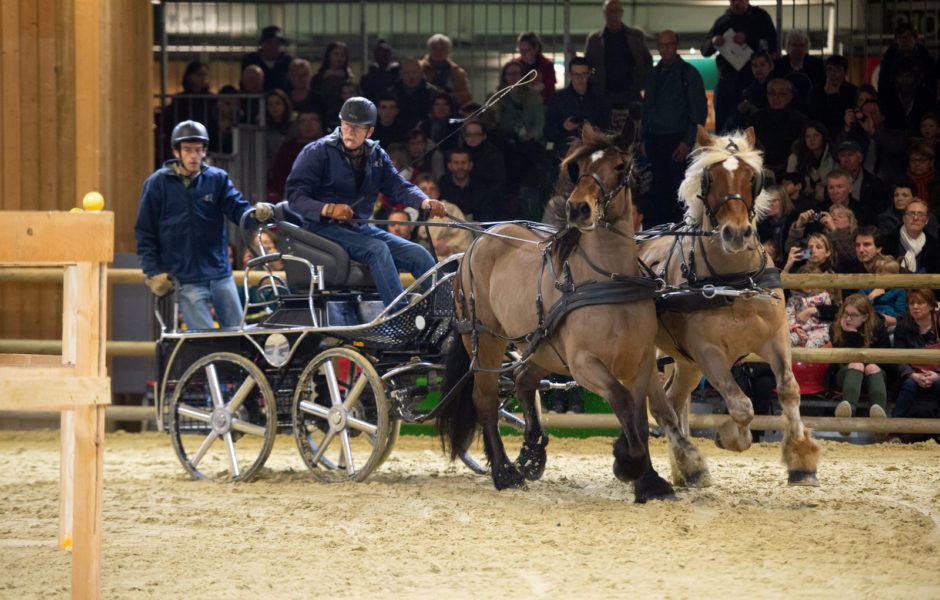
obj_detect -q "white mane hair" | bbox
[677,129,771,227]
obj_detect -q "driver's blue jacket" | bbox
[285,128,426,231]
[135,160,259,284]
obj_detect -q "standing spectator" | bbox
[360,40,400,102]
[774,29,825,86]
[545,56,604,165]
[585,0,653,128]
[892,288,940,424]
[701,0,778,134]
[878,181,938,240]
[438,148,495,221]
[834,140,885,221]
[807,55,857,143]
[460,120,506,198]
[905,141,940,213]
[877,22,937,110]
[286,58,318,112]
[881,58,937,135]
[166,60,213,125]
[732,50,775,128]
[830,293,890,419]
[516,31,556,106]
[285,97,447,308]
[206,85,242,154]
[884,199,940,274]
[642,29,707,226]
[268,107,324,202]
[312,41,354,124]
[241,26,292,92]
[419,34,472,109]
[496,60,545,196]
[135,120,273,330]
[745,78,806,178]
[786,121,835,204]
[264,89,294,177]
[372,93,407,147]
[391,58,439,131]
[239,64,265,125]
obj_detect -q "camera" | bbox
[800,248,814,260]
[811,212,822,222]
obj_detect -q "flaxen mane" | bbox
[677,130,770,227]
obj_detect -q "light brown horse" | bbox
[437,122,703,502]
[638,125,820,487]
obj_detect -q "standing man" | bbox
[241,26,292,92]
[584,0,652,128]
[135,120,274,330]
[701,0,778,133]
[545,56,604,165]
[642,30,707,226]
[286,97,447,308]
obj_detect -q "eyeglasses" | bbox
[911,156,931,163]
[905,211,928,219]
[842,311,865,320]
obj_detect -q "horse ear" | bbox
[695,124,711,149]
[616,119,637,152]
[744,126,757,148]
[566,159,580,183]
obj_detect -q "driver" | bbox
[286,97,447,307]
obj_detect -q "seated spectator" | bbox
[239,229,284,323]
[516,31,556,106]
[783,232,839,348]
[268,107,324,202]
[757,184,797,254]
[884,198,940,274]
[732,51,774,128]
[241,26,292,92]
[415,173,472,259]
[418,91,460,180]
[165,60,214,125]
[833,143,882,223]
[881,58,937,135]
[372,93,407,147]
[891,288,940,425]
[745,78,806,178]
[548,56,604,164]
[264,89,294,176]
[919,112,940,169]
[405,127,433,179]
[419,33,472,109]
[286,58,318,111]
[386,209,417,242]
[239,64,266,125]
[859,256,905,329]
[839,99,908,184]
[781,171,815,213]
[807,54,857,143]
[878,179,937,239]
[439,148,495,221]
[311,41,354,124]
[786,121,835,204]
[774,29,825,86]
[495,59,546,194]
[785,199,857,271]
[391,58,439,131]
[905,141,940,214]
[830,293,890,418]
[374,144,419,222]
[360,40,400,102]
[461,120,506,197]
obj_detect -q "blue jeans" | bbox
[893,376,940,417]
[178,277,244,330]
[314,224,436,307]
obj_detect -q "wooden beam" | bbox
[4,211,114,263]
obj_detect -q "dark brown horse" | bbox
[638,126,820,487]
[437,122,704,503]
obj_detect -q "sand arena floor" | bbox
[1,429,938,599]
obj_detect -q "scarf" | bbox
[900,226,926,272]
[907,166,935,201]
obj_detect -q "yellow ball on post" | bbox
[82,191,104,211]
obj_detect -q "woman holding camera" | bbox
[783,232,840,348]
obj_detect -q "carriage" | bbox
[151,201,539,483]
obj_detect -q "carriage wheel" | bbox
[291,347,390,483]
[460,350,541,475]
[168,352,277,483]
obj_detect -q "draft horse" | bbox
[437,122,704,503]
[638,125,820,487]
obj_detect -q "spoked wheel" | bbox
[292,347,390,483]
[168,352,277,482]
[460,350,542,475]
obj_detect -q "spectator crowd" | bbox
[157,0,940,431]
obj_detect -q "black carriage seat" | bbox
[273,201,374,293]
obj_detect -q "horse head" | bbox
[562,121,635,232]
[681,125,766,253]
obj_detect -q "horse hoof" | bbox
[515,440,548,481]
[613,458,646,483]
[492,464,526,490]
[787,470,820,487]
[683,469,713,489]
[633,471,677,504]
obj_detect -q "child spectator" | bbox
[831,293,890,418]
[859,255,905,329]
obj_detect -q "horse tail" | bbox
[436,330,477,461]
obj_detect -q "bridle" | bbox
[570,151,632,231]
[699,140,762,229]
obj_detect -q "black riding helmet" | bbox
[171,120,209,149]
[338,97,377,128]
